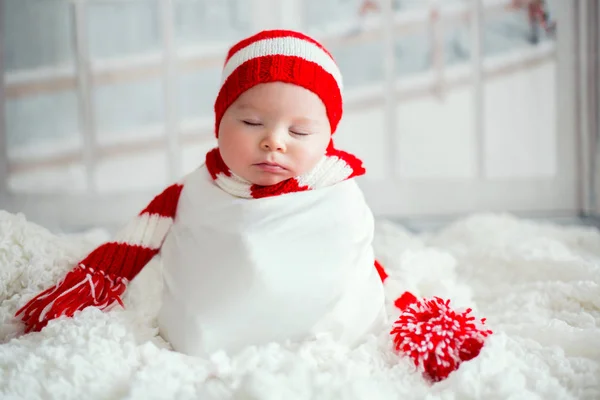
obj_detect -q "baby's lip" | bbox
[255,161,287,170]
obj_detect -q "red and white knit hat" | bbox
[214,29,344,136]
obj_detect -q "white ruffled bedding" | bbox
[1,210,599,399]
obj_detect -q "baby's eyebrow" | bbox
[235,103,259,112]
[293,117,320,126]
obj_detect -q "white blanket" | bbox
[159,169,384,357]
[1,210,599,399]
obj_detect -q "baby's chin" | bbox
[249,173,294,186]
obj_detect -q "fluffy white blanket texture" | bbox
[1,210,599,400]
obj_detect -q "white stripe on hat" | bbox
[221,36,343,91]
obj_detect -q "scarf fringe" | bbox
[15,183,183,333]
[16,265,127,333]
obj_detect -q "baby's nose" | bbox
[261,135,285,151]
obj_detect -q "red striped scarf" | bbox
[16,145,365,332]
[205,141,365,198]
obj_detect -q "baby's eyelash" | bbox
[291,131,310,136]
[243,120,262,126]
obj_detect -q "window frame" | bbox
[0,0,574,230]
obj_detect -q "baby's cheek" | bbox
[309,146,327,168]
[294,156,316,177]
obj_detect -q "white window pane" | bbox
[8,165,87,194]
[396,87,477,179]
[181,138,217,174]
[175,0,252,46]
[3,0,74,71]
[336,108,387,180]
[304,0,363,35]
[94,80,164,139]
[393,0,429,11]
[178,67,221,121]
[394,6,473,78]
[395,28,431,78]
[444,20,471,67]
[5,91,81,159]
[483,7,556,57]
[484,63,557,179]
[330,41,385,89]
[95,151,168,193]
[87,0,161,60]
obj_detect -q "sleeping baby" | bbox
[16,29,387,357]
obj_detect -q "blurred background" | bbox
[0,0,598,233]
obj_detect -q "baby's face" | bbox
[217,82,332,186]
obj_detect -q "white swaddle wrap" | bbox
[158,165,385,356]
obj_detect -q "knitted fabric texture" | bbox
[15,29,359,334]
[214,29,344,136]
[391,294,492,382]
[375,262,493,382]
[16,145,366,333]
[16,183,184,333]
[205,142,365,199]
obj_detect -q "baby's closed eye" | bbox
[242,120,262,126]
[290,129,311,136]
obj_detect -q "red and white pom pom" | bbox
[390,292,492,382]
